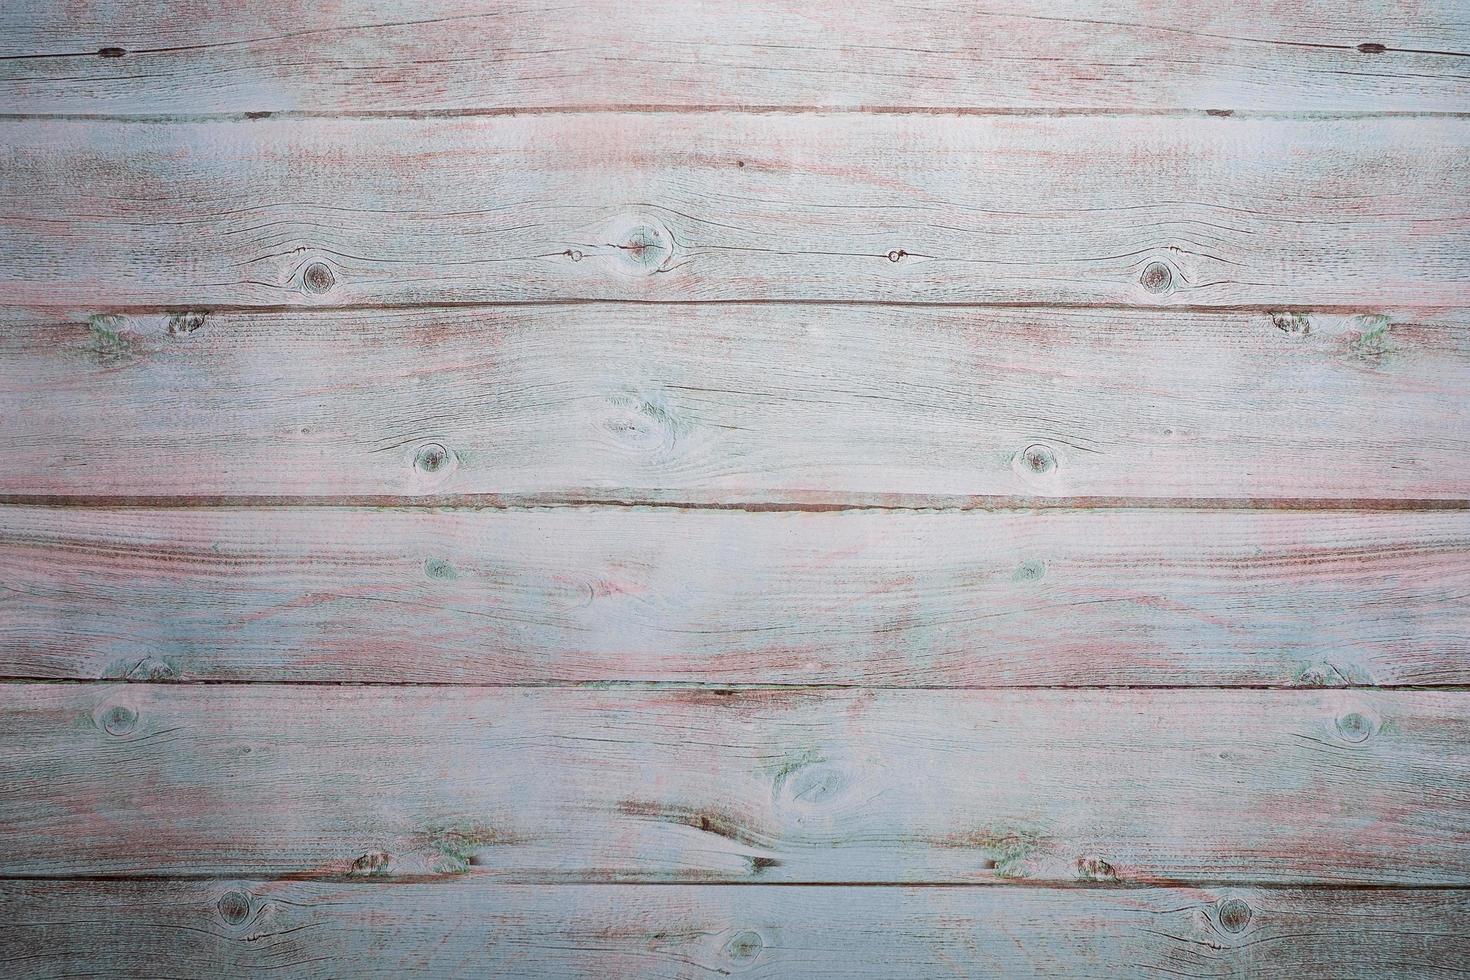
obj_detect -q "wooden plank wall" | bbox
[1,2,1467,976]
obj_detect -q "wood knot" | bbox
[724,929,765,961]
[1217,897,1252,933]
[1336,711,1374,743]
[113,656,177,681]
[604,391,685,453]
[349,851,392,876]
[1272,312,1311,337]
[99,704,137,736]
[1075,854,1118,882]
[1357,42,1387,53]
[781,764,846,807]
[887,249,908,263]
[563,248,583,262]
[97,47,127,58]
[413,442,455,478]
[167,312,207,336]
[217,890,253,925]
[1015,444,1057,476]
[1140,261,1174,294]
[610,220,673,275]
[302,262,336,295]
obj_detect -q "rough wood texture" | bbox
[4,304,1468,500]
[2,684,1464,883]
[1,879,1465,979]
[2,114,1468,309]
[3,1,1469,114]
[3,506,1467,687]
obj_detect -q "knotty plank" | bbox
[2,114,1467,309]
[1,880,1464,979]
[2,685,1464,883]
[2,1,1468,114]
[3,304,1468,499]
[3,506,1468,686]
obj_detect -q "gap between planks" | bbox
[0,873,1465,890]
[4,108,1470,123]
[1,495,1467,511]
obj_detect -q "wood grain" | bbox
[2,684,1464,883]
[3,506,1468,686]
[1,879,1465,979]
[2,1,1468,114]
[4,304,1468,499]
[2,114,1467,309]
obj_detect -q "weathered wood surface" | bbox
[4,506,1468,686]
[2,684,1464,883]
[1,880,1464,980]
[3,1,1469,115]
[3,115,1468,309]
[4,304,1468,500]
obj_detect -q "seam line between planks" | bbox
[11,299,1470,316]
[5,679,1470,691]
[1,496,1467,512]
[0,873,1464,890]
[2,108,1470,123]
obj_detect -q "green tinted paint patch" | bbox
[767,747,823,797]
[424,557,460,581]
[415,822,510,874]
[104,655,180,681]
[1012,559,1046,583]
[1294,661,1374,687]
[1349,314,1395,360]
[86,314,140,364]
[944,826,1051,878]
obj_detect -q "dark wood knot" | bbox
[100,704,137,736]
[302,262,336,295]
[1140,261,1173,294]
[1217,898,1252,933]
[217,890,253,925]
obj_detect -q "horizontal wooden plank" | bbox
[3,507,1468,686]
[2,1,1468,114]
[1,880,1464,979]
[4,304,1468,500]
[2,114,1467,308]
[2,685,1465,883]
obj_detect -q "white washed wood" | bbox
[3,304,1467,499]
[1,115,1467,308]
[1,685,1464,883]
[1,1,1468,114]
[1,879,1464,979]
[3,506,1468,686]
